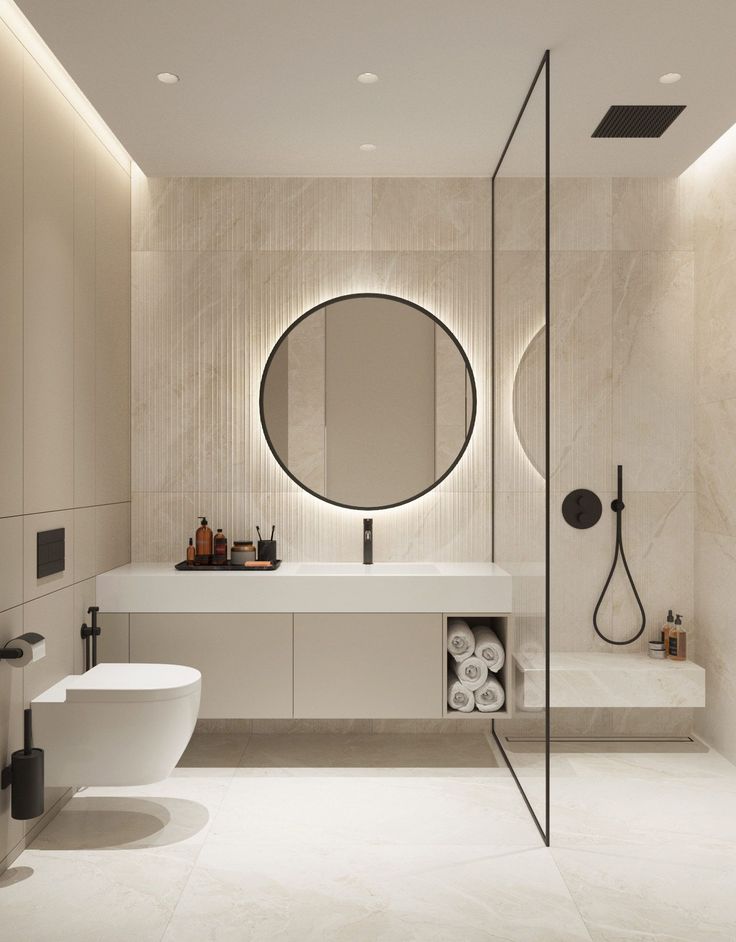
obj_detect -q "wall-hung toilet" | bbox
[31,663,201,787]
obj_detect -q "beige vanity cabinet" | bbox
[294,613,443,718]
[129,613,293,718]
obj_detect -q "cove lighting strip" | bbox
[0,0,131,171]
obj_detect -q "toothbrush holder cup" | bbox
[257,540,277,562]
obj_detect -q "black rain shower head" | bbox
[592,104,686,138]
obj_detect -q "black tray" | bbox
[175,560,282,572]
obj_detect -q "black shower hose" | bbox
[592,465,646,645]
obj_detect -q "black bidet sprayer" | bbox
[592,465,646,645]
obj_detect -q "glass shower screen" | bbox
[491,51,550,844]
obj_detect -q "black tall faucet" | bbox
[363,518,373,565]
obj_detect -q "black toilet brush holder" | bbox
[1,708,44,820]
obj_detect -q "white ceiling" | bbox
[16,0,736,177]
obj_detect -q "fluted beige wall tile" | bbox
[371,178,491,251]
[612,177,693,251]
[611,250,694,492]
[131,178,493,563]
[551,177,612,251]
[23,509,75,603]
[95,149,131,504]
[0,517,23,613]
[23,54,75,514]
[250,178,372,250]
[493,177,545,251]
[96,502,131,574]
[0,22,23,518]
[73,116,97,508]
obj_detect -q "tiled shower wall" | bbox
[0,18,131,869]
[684,130,736,764]
[496,176,695,736]
[131,174,492,562]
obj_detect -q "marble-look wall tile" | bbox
[611,250,694,493]
[687,139,736,763]
[132,179,492,562]
[612,177,693,251]
[496,176,694,741]
[371,178,491,251]
[693,530,736,760]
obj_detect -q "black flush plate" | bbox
[37,528,65,578]
[562,490,602,529]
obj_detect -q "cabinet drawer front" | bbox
[294,613,442,719]
[130,613,293,719]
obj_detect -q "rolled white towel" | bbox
[447,618,474,662]
[451,656,488,692]
[447,679,475,712]
[473,626,505,673]
[475,675,505,712]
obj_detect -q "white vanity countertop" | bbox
[96,562,512,614]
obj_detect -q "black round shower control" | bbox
[562,489,603,529]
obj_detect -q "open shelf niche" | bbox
[444,615,513,719]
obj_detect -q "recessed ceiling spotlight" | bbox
[359,143,377,151]
[659,72,682,85]
[357,72,379,84]
[156,72,180,84]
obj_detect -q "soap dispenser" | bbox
[195,517,213,557]
[668,614,687,661]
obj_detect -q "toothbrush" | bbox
[256,526,263,541]
[270,525,275,541]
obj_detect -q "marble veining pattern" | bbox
[132,174,492,561]
[3,732,736,940]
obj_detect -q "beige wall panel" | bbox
[95,502,131,574]
[294,613,443,718]
[97,613,130,665]
[74,116,97,507]
[130,613,293,718]
[95,152,131,504]
[0,517,23,613]
[23,55,75,514]
[0,605,25,866]
[73,577,96,674]
[73,506,96,583]
[0,23,23,518]
[23,509,74,603]
[23,586,75,832]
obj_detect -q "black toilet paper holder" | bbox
[1,708,45,820]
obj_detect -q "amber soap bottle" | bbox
[668,614,687,660]
[195,517,213,556]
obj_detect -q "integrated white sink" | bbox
[297,562,440,575]
[97,561,512,614]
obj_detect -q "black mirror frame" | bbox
[259,292,478,511]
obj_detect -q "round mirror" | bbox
[512,326,546,476]
[260,293,476,510]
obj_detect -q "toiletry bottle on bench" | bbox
[186,538,195,566]
[668,614,687,660]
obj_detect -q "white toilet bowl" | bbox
[31,663,201,787]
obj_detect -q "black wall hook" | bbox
[593,465,646,645]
